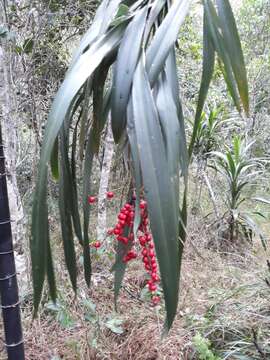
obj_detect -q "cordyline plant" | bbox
[31,0,249,331]
[210,136,267,245]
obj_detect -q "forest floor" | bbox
[0,219,270,360]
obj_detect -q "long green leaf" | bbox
[79,78,92,161]
[111,6,148,142]
[189,9,215,158]
[92,55,116,152]
[46,239,57,303]
[31,24,127,307]
[126,99,142,237]
[146,0,190,85]
[112,220,133,308]
[82,129,96,286]
[165,48,188,177]
[132,60,180,331]
[50,137,59,180]
[156,71,180,209]
[58,125,77,291]
[42,22,127,170]
[70,0,122,68]
[216,0,249,114]
[203,0,240,111]
[31,167,48,313]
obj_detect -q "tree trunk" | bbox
[0,27,27,293]
[0,42,25,252]
[0,123,25,359]
[97,120,114,242]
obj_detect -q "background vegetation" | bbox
[0,0,270,358]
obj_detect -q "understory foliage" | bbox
[31,0,249,331]
[210,136,267,245]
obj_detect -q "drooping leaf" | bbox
[203,0,240,111]
[156,71,180,208]
[58,125,77,291]
[126,99,142,237]
[31,167,48,314]
[92,55,116,152]
[82,130,96,286]
[132,60,180,331]
[164,48,188,177]
[31,23,128,308]
[46,239,57,304]
[79,78,92,160]
[189,9,215,157]
[111,6,148,142]
[252,197,270,206]
[70,0,122,68]
[112,224,133,308]
[216,0,249,114]
[143,0,167,44]
[146,0,190,85]
[50,137,59,180]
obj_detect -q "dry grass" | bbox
[0,220,269,359]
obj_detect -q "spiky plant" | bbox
[192,106,229,159]
[210,136,267,244]
[31,0,249,331]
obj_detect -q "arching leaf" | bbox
[189,9,215,157]
[111,7,148,142]
[216,0,249,114]
[132,60,180,331]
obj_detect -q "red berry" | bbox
[143,256,149,264]
[139,200,147,209]
[149,242,154,249]
[117,236,128,244]
[88,196,96,204]
[151,273,159,282]
[124,203,132,210]
[145,264,151,271]
[107,191,114,199]
[119,220,126,226]
[93,241,101,248]
[142,248,148,256]
[152,295,161,305]
[139,236,146,246]
[128,250,137,259]
[118,213,126,221]
[148,283,157,292]
[145,234,152,242]
[114,228,121,235]
[107,228,114,235]
[148,249,155,258]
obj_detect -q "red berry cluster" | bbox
[108,196,161,305]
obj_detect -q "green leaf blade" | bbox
[132,61,180,330]
[111,7,148,142]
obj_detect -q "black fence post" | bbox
[0,123,25,359]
